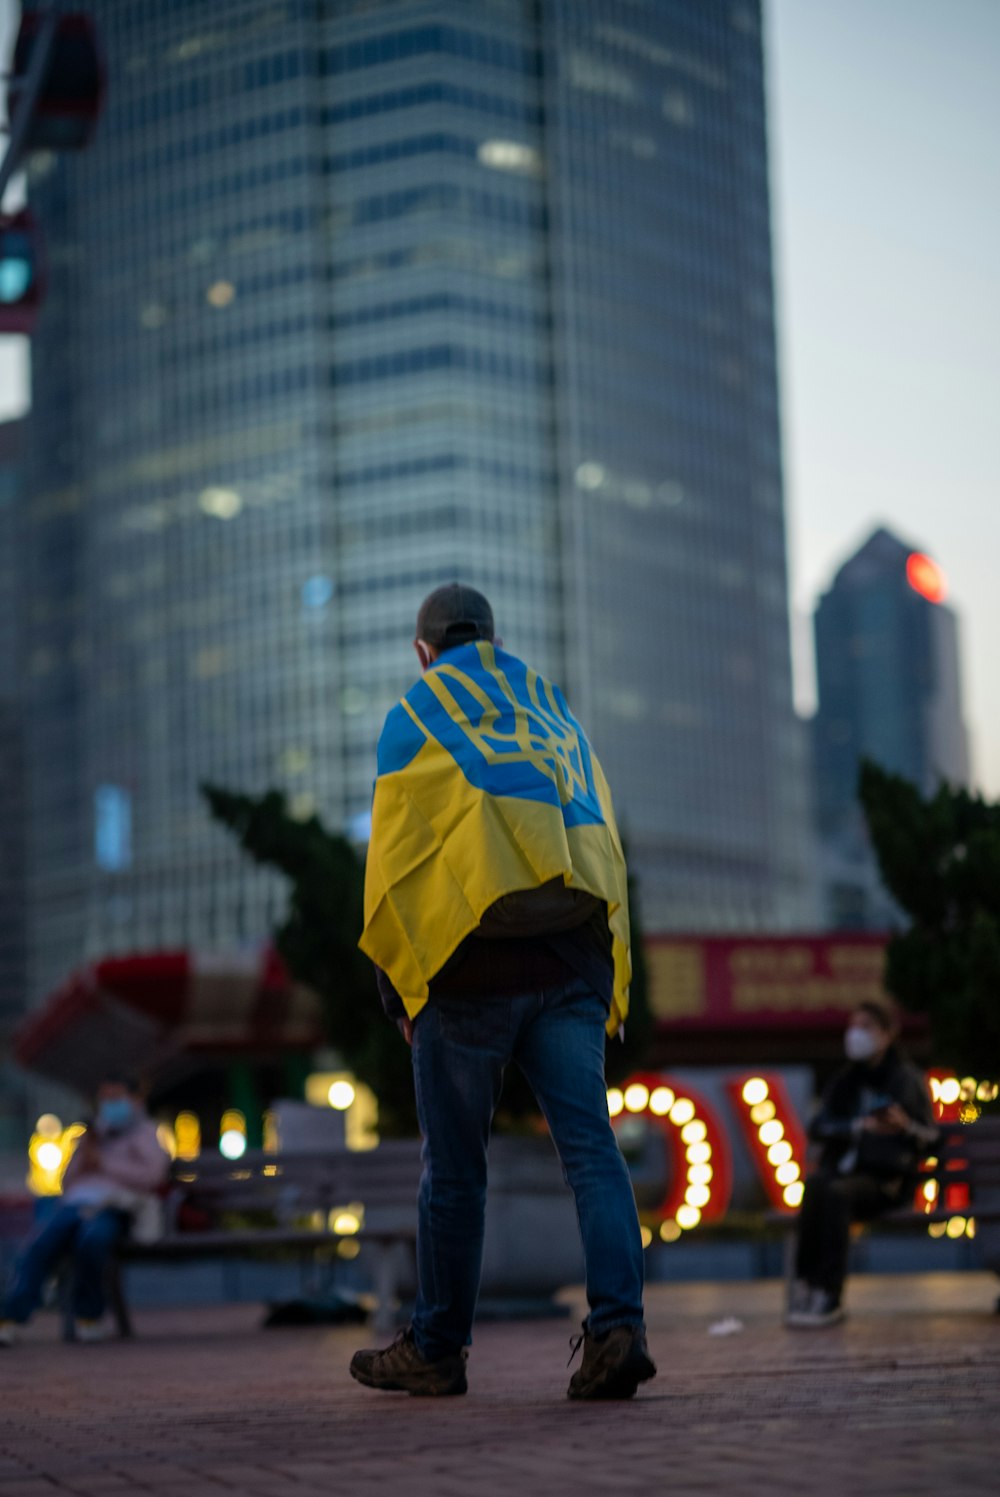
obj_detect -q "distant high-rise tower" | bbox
[812,526,970,924]
[18,0,813,1007]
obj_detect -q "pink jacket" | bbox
[62,1118,169,1203]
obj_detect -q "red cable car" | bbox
[7,12,106,152]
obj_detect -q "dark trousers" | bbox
[2,1206,127,1324]
[794,1172,901,1300]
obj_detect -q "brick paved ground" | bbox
[1,1273,998,1496]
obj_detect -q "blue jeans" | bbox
[2,1205,127,1324]
[410,976,645,1360]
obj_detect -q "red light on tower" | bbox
[906,552,947,604]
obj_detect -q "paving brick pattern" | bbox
[1,1274,998,1495]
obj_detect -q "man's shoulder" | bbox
[376,697,428,777]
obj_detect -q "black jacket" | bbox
[808,1045,939,1182]
[376,909,614,1021]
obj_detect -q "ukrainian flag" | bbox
[360,641,631,1034]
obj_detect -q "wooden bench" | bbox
[62,1142,422,1341]
[774,1117,1000,1299]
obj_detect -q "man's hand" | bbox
[397,1016,414,1046]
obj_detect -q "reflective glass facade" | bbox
[541,0,813,927]
[813,526,970,844]
[20,0,813,1005]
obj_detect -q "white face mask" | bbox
[844,1025,881,1062]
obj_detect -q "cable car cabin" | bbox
[8,12,105,152]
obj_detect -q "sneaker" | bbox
[786,1278,811,1316]
[0,1320,16,1347]
[785,1288,845,1329]
[349,1327,468,1396]
[567,1323,657,1401]
[74,1318,108,1343]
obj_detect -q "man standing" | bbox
[350,583,655,1400]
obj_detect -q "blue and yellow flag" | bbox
[360,641,631,1034]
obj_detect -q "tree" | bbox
[858,760,1000,1077]
[202,784,417,1134]
[203,784,654,1133]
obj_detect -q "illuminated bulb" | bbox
[640,1225,653,1248]
[337,1238,361,1259]
[328,1081,356,1110]
[922,1181,938,1202]
[606,1089,624,1117]
[219,1130,246,1160]
[685,1184,711,1209]
[742,1077,769,1106]
[939,1079,961,1105]
[688,1164,713,1186]
[927,1221,947,1238]
[36,1142,63,1172]
[669,1098,695,1126]
[759,1120,784,1146]
[624,1083,650,1113]
[649,1087,675,1115]
[675,1204,701,1230]
[966,1218,976,1238]
[929,1078,942,1101]
[946,1216,966,1239]
[331,1211,361,1235]
[35,1114,62,1137]
[681,1120,707,1145]
[767,1141,792,1166]
[750,1100,776,1125]
[775,1162,800,1186]
[782,1182,804,1208]
[686,1142,712,1165]
[660,1219,682,1242]
[960,1077,977,1100]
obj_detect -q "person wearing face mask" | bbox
[0,1075,168,1346]
[785,998,939,1328]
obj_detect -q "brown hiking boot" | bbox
[349,1327,468,1396]
[567,1323,657,1401]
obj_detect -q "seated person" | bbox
[786,997,939,1328]
[0,1075,169,1345]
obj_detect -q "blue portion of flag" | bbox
[375,643,605,829]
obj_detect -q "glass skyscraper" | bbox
[813,525,970,842]
[17,0,814,1010]
[811,526,969,930]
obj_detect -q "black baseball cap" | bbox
[416,583,495,649]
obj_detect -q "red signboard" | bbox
[645,934,890,1031]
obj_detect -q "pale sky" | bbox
[1,1,998,790]
[767,0,1000,792]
